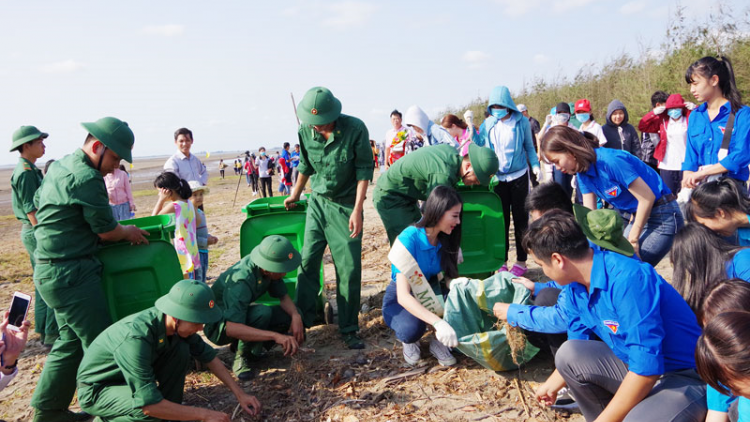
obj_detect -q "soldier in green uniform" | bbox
[9,125,59,346]
[31,117,150,422]
[373,143,500,245]
[284,87,374,349]
[77,279,261,422]
[204,236,305,380]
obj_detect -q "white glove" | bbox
[684,101,696,111]
[433,319,458,348]
[532,166,540,178]
[544,114,553,126]
[463,109,474,124]
[653,105,666,115]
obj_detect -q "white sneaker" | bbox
[402,342,421,366]
[252,191,257,197]
[429,338,456,366]
[552,387,579,410]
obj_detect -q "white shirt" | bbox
[660,116,688,171]
[580,121,608,146]
[490,116,527,182]
[164,151,208,185]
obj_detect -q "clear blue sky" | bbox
[0,0,741,166]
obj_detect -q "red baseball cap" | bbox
[574,99,591,113]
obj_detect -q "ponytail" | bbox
[685,56,743,113]
[154,172,193,200]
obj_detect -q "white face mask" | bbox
[554,113,570,125]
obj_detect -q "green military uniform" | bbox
[374,143,500,244]
[77,280,222,422]
[373,144,462,244]
[77,308,217,422]
[204,255,292,373]
[31,117,135,421]
[294,87,374,340]
[11,151,58,344]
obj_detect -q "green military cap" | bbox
[573,204,634,257]
[11,125,48,152]
[250,235,301,274]
[80,117,135,163]
[296,86,342,126]
[155,279,222,324]
[467,143,500,186]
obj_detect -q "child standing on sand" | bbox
[188,181,218,282]
[152,172,199,279]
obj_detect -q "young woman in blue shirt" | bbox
[686,178,750,246]
[540,125,683,266]
[682,56,750,187]
[382,186,463,367]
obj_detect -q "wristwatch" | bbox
[3,359,18,370]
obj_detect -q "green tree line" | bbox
[444,3,750,129]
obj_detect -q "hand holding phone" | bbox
[7,292,30,331]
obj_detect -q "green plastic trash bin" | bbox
[456,184,506,278]
[97,214,183,322]
[240,196,325,308]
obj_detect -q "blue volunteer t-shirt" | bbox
[391,226,442,283]
[563,248,701,376]
[683,101,750,182]
[736,215,750,247]
[726,248,750,280]
[578,148,672,214]
[290,150,300,168]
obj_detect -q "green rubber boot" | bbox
[232,342,255,381]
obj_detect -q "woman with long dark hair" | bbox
[670,223,750,314]
[541,125,682,266]
[152,172,198,279]
[682,56,750,188]
[382,185,463,366]
[685,178,750,245]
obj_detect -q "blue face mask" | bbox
[576,113,590,123]
[260,151,266,156]
[667,109,683,120]
[491,108,508,119]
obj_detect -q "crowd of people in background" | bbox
[6,53,750,422]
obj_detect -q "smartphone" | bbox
[7,292,31,331]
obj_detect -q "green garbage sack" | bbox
[444,272,539,371]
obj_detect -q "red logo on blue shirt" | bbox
[603,320,620,334]
[605,186,620,197]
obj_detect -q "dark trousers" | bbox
[553,168,574,199]
[659,169,682,196]
[493,172,529,263]
[556,340,707,422]
[524,288,568,356]
[259,177,273,198]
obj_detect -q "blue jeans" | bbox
[553,168,574,198]
[624,200,683,267]
[194,251,209,283]
[110,202,130,221]
[382,282,426,343]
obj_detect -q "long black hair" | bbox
[685,56,743,113]
[696,311,750,396]
[700,278,750,326]
[670,223,745,314]
[154,172,192,200]
[416,185,463,279]
[685,178,750,222]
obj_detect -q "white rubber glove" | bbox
[433,319,458,348]
[544,114,553,126]
[653,105,666,115]
[532,166,541,179]
[684,101,696,111]
[463,110,474,125]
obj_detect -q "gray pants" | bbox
[556,340,707,422]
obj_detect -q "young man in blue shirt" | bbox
[525,210,706,422]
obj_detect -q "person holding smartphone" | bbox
[0,298,31,392]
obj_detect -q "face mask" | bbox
[491,108,508,119]
[554,113,570,124]
[260,152,266,156]
[576,113,590,123]
[667,109,683,120]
